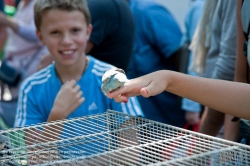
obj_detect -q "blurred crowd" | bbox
[0,0,249,146]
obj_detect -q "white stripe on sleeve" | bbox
[127,99,136,116]
[131,97,143,116]
[121,103,128,114]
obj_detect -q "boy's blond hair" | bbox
[34,0,91,30]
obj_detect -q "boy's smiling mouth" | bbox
[59,50,76,58]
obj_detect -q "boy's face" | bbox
[37,9,92,67]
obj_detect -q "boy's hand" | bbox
[51,80,85,120]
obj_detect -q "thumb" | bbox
[140,87,151,98]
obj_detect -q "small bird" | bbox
[101,68,129,96]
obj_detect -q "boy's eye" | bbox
[72,28,81,33]
[50,31,59,35]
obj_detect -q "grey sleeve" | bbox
[212,0,237,81]
[17,24,39,43]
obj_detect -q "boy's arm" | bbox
[16,80,84,163]
[42,80,84,144]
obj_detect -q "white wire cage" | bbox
[0,110,250,166]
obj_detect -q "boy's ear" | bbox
[86,24,92,41]
[36,30,45,45]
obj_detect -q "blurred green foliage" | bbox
[0,5,16,59]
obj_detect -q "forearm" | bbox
[4,17,19,32]
[47,107,68,122]
[0,27,7,50]
[3,17,39,42]
[235,0,248,83]
[165,71,250,119]
[26,128,61,164]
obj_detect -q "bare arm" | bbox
[107,70,250,120]
[0,12,18,32]
[0,27,7,51]
[234,0,250,83]
[167,71,250,120]
[223,0,245,141]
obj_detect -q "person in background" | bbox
[126,0,185,127]
[0,0,48,128]
[38,0,134,72]
[189,0,238,141]
[0,0,6,52]
[234,0,250,145]
[0,1,4,12]
[15,0,21,7]
[181,0,205,126]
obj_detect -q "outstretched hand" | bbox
[107,71,168,102]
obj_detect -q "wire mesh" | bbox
[0,110,249,166]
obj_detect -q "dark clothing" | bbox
[0,1,4,12]
[87,0,134,71]
[127,0,185,127]
[15,0,22,7]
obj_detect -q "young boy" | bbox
[14,0,142,134]
[12,0,143,162]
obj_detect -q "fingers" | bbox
[76,90,83,98]
[107,85,128,98]
[63,80,80,93]
[67,79,77,87]
[62,79,84,103]
[79,97,85,104]
[73,84,81,93]
[114,94,129,103]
